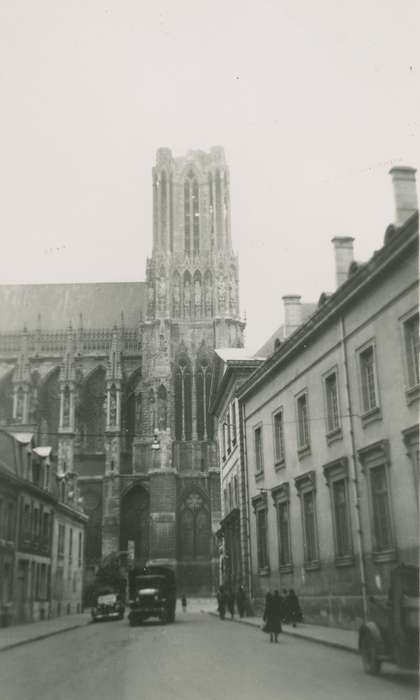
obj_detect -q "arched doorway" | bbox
[120,485,150,568]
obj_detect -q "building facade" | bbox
[0,429,86,625]
[0,147,244,594]
[209,350,262,592]
[237,167,419,628]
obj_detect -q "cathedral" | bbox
[0,147,244,593]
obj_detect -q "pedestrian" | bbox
[263,590,283,642]
[217,585,226,620]
[181,593,187,613]
[236,585,246,618]
[226,590,235,619]
[287,589,303,627]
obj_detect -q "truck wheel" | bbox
[361,635,382,675]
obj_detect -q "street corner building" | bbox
[0,147,245,598]
[232,167,419,628]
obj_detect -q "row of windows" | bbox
[255,460,394,572]
[21,500,52,549]
[57,523,83,568]
[253,312,419,473]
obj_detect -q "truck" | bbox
[128,564,176,626]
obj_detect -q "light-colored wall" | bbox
[243,250,419,627]
[51,512,85,616]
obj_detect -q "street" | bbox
[0,611,418,700]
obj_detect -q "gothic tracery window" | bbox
[196,358,213,440]
[174,356,192,441]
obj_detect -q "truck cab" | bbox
[128,565,176,626]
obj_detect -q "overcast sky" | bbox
[0,0,418,352]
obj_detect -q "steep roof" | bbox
[0,282,146,331]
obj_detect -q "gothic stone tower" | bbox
[0,146,244,595]
[105,147,244,592]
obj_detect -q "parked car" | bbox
[91,588,125,622]
[358,564,419,674]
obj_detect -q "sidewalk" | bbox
[206,610,359,654]
[0,613,90,653]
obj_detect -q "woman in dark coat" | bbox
[287,589,303,627]
[263,591,283,642]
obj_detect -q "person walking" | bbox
[181,594,187,613]
[287,589,303,627]
[263,590,283,642]
[217,585,226,620]
[236,585,246,618]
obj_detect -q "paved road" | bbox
[1,612,418,700]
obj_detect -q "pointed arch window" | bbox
[184,180,191,253]
[179,492,210,560]
[148,388,156,433]
[184,170,199,254]
[192,178,200,254]
[196,358,213,440]
[109,384,117,427]
[208,173,214,243]
[160,170,167,250]
[174,357,192,441]
[62,385,71,428]
[16,386,24,423]
[215,169,223,248]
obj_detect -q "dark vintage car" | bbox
[91,588,125,622]
[128,565,176,626]
[359,564,419,674]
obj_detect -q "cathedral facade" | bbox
[0,147,244,593]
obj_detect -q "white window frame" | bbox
[272,407,286,468]
[295,389,311,457]
[358,440,396,563]
[400,308,420,404]
[322,366,343,444]
[271,483,292,572]
[295,471,319,570]
[252,493,269,574]
[323,458,353,566]
[253,423,264,477]
[357,340,382,426]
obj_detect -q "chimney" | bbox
[331,237,354,289]
[282,295,302,338]
[389,166,418,226]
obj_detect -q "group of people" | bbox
[263,588,303,643]
[216,584,247,620]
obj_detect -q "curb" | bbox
[206,611,358,655]
[0,620,89,653]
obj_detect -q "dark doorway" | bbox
[120,486,150,568]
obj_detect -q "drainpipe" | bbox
[340,315,368,621]
[238,399,253,599]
